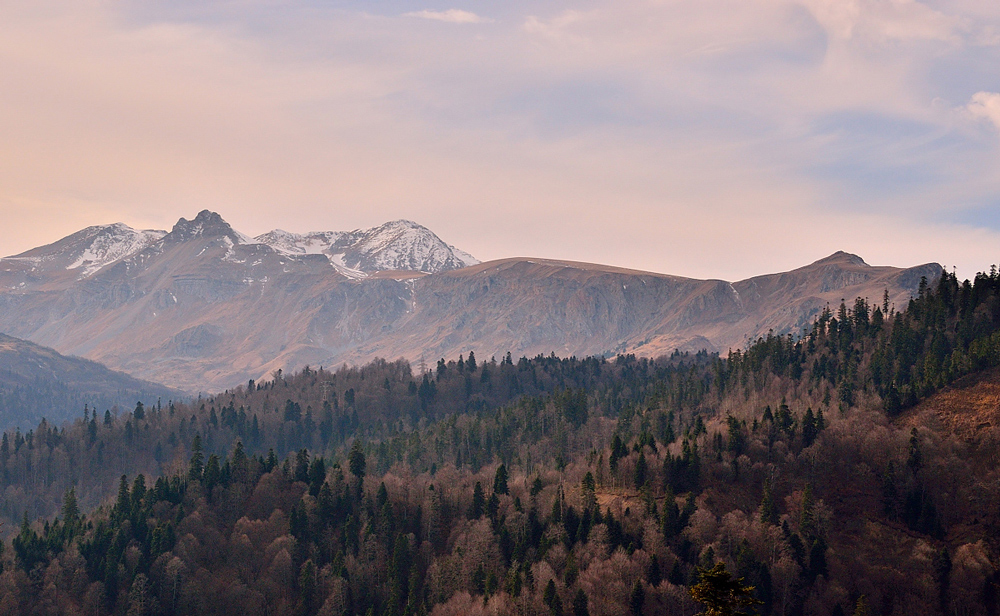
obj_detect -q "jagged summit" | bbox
[167,210,253,243]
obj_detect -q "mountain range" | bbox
[0,210,941,392]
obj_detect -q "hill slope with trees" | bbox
[0,266,999,615]
[0,334,183,432]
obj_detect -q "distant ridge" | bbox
[0,333,183,431]
[0,211,940,392]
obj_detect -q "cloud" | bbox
[523,11,593,40]
[966,91,1000,132]
[798,0,965,44]
[404,9,491,24]
[0,1,998,283]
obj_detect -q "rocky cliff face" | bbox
[0,212,940,392]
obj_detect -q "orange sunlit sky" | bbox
[2,1,999,281]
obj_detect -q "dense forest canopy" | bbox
[0,266,999,615]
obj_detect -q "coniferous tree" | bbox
[188,435,204,481]
[629,581,645,616]
[572,589,589,616]
[469,482,485,519]
[758,480,777,526]
[493,464,509,495]
[349,441,366,501]
[689,562,761,616]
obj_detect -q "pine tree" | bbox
[349,441,366,501]
[61,487,81,534]
[581,472,597,512]
[572,589,589,616]
[802,408,818,447]
[758,480,777,525]
[629,581,645,615]
[299,559,317,613]
[800,483,816,539]
[493,464,509,495]
[689,562,762,616]
[543,579,557,608]
[469,482,485,519]
[188,435,204,481]
[634,451,648,489]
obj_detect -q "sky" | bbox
[0,0,998,281]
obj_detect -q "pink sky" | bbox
[1,1,999,280]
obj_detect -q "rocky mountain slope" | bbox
[0,333,182,430]
[0,211,940,392]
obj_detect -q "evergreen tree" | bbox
[758,480,777,525]
[581,472,597,512]
[802,408,818,447]
[932,548,951,612]
[629,581,645,616]
[572,589,589,616]
[188,435,204,481]
[61,487,81,534]
[349,441,366,501]
[298,559,317,613]
[634,451,648,489]
[689,562,762,616]
[493,464,509,495]
[469,482,485,519]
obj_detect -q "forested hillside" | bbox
[0,334,183,432]
[1,266,999,615]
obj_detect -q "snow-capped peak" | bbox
[254,219,478,274]
[66,224,167,277]
[340,220,479,273]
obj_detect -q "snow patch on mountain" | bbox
[254,230,343,257]
[451,247,478,267]
[327,253,368,280]
[220,236,243,264]
[66,224,167,277]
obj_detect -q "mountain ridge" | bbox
[0,333,183,430]
[0,212,940,391]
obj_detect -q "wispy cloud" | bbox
[404,9,491,24]
[967,92,1000,133]
[799,0,965,43]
